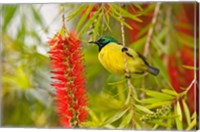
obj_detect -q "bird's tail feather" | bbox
[148,66,160,76]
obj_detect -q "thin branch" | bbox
[185,79,196,93]
[120,4,136,128]
[143,2,161,57]
[62,5,66,34]
[61,5,69,35]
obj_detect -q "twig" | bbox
[144,2,161,57]
[120,6,136,128]
[62,5,66,34]
[185,79,196,93]
[61,5,69,35]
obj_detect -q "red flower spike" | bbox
[49,30,88,128]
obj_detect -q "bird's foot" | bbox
[125,75,131,79]
[121,47,128,52]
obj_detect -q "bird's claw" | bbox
[122,47,128,52]
[125,75,131,79]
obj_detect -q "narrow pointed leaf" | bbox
[186,118,196,130]
[136,23,152,38]
[104,12,112,32]
[152,124,159,130]
[135,104,153,114]
[175,101,183,130]
[191,112,196,119]
[161,89,178,96]
[109,13,133,30]
[31,5,44,26]
[68,4,87,20]
[153,36,167,54]
[141,89,174,100]
[182,100,191,125]
[119,111,133,127]
[176,101,182,121]
[87,108,99,122]
[112,4,142,22]
[134,4,143,11]
[93,14,101,39]
[140,98,166,104]
[104,108,129,125]
[182,65,198,70]
[146,101,171,109]
[76,5,94,32]
[2,5,18,31]
[79,8,101,36]
[152,54,170,81]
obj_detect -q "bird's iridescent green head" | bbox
[89,36,120,51]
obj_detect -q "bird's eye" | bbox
[97,39,104,43]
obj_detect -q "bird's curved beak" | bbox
[88,41,96,44]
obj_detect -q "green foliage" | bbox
[2,5,18,31]
[1,4,58,127]
[140,105,171,121]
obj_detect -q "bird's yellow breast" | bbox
[98,43,147,75]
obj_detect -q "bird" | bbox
[89,36,160,77]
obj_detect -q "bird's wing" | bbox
[122,46,148,68]
[136,52,149,66]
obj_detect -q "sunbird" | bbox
[89,36,160,77]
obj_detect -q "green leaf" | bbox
[87,108,99,122]
[135,104,153,114]
[117,83,126,102]
[119,111,133,128]
[109,12,133,30]
[161,89,178,96]
[76,4,94,33]
[129,36,146,52]
[150,120,170,127]
[136,122,142,129]
[93,14,101,39]
[152,54,170,82]
[146,101,171,109]
[182,100,191,125]
[175,116,183,130]
[175,101,183,130]
[31,5,44,27]
[191,112,196,119]
[176,101,182,121]
[186,118,196,130]
[136,23,152,38]
[152,36,167,54]
[141,89,174,100]
[157,27,168,41]
[182,65,198,70]
[176,32,195,48]
[152,124,159,130]
[79,8,101,36]
[104,107,129,125]
[68,4,87,20]
[134,4,143,11]
[2,5,18,31]
[140,98,166,104]
[104,124,115,129]
[111,4,142,22]
[104,12,112,32]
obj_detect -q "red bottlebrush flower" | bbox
[167,3,198,114]
[48,30,88,128]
